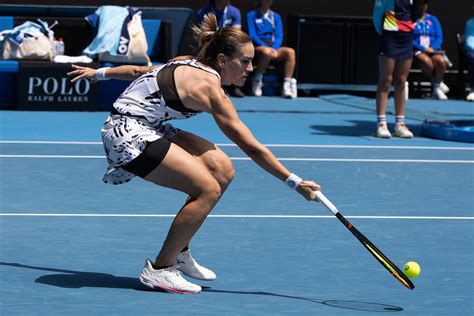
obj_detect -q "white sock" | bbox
[396,116,405,124]
[254,72,263,82]
[377,115,387,125]
[284,77,292,83]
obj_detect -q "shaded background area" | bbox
[2,0,473,68]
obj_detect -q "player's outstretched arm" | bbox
[204,83,320,200]
[67,64,156,83]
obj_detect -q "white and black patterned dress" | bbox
[101,59,220,184]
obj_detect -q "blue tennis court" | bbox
[1,95,473,315]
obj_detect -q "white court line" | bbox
[0,213,472,220]
[0,154,472,164]
[1,141,473,151]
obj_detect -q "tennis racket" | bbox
[315,191,415,290]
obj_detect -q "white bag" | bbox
[1,20,53,61]
[99,12,150,65]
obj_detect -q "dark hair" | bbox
[191,13,251,69]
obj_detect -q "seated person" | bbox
[197,0,244,97]
[197,0,241,29]
[246,0,297,98]
[465,17,474,101]
[412,0,449,100]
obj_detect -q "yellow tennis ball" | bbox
[404,261,421,278]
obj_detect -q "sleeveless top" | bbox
[101,59,220,184]
[112,58,220,125]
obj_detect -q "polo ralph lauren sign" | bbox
[17,61,98,110]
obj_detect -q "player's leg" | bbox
[125,139,223,269]
[392,57,414,138]
[171,130,234,193]
[168,130,234,280]
[375,56,396,137]
[124,137,221,293]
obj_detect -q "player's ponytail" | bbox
[191,13,251,69]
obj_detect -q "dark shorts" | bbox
[122,138,171,178]
[379,31,413,60]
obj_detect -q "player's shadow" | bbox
[310,120,421,137]
[0,261,146,290]
[1,262,403,312]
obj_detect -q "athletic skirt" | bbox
[379,31,413,60]
[101,113,178,185]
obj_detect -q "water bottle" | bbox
[443,54,453,68]
[57,37,65,56]
[52,37,58,57]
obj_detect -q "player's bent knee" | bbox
[217,157,235,186]
[199,177,222,204]
[207,154,235,187]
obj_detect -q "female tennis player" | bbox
[68,13,320,294]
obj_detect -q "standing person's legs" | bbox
[392,57,414,138]
[376,56,396,116]
[375,56,396,137]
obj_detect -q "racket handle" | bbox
[315,191,339,215]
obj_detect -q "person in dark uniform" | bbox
[373,0,420,138]
[68,13,320,294]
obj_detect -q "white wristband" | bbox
[285,173,302,190]
[95,67,110,81]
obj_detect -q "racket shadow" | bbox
[202,287,404,312]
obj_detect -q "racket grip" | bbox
[315,191,339,215]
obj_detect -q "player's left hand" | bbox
[67,64,98,83]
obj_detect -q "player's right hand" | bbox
[296,180,321,201]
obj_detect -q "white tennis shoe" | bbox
[466,92,474,102]
[139,259,202,294]
[433,86,448,100]
[393,122,414,138]
[282,80,293,98]
[290,78,298,99]
[176,250,216,281]
[440,82,450,94]
[376,122,392,138]
[251,77,263,96]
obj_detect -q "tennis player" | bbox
[69,13,320,294]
